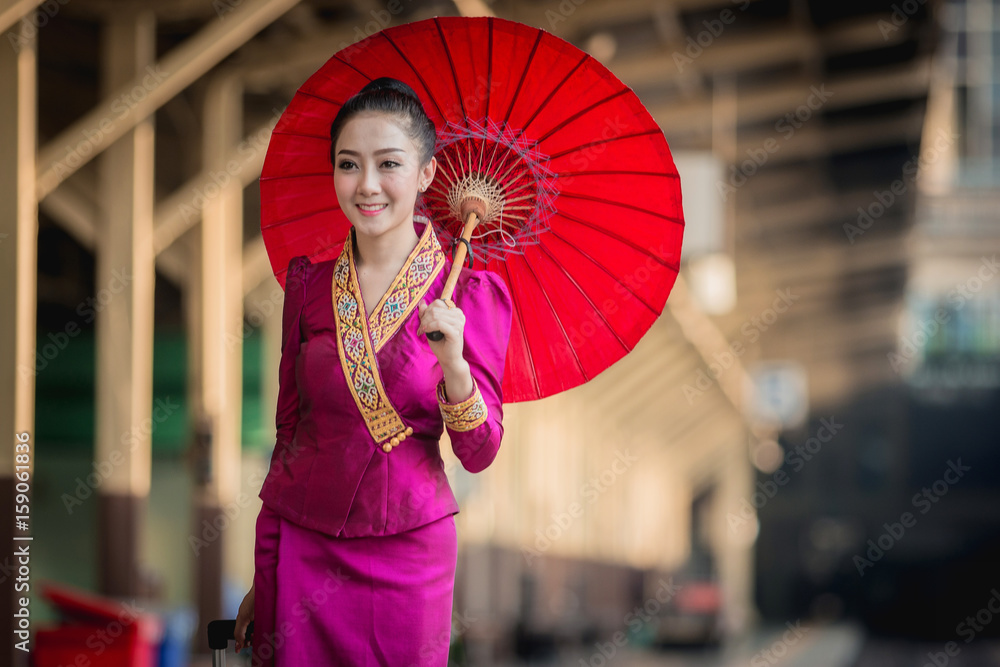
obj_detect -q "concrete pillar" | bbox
[191,73,245,653]
[0,17,37,667]
[714,430,758,637]
[94,9,157,599]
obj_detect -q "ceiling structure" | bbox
[32,0,940,413]
[6,0,943,649]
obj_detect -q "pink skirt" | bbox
[252,503,457,667]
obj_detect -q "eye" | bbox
[382,160,401,168]
[337,160,356,170]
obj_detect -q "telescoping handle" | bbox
[427,203,483,342]
[207,619,254,667]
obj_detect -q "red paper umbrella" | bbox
[260,16,684,403]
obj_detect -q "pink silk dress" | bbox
[252,219,512,667]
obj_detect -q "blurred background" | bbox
[2,0,1000,665]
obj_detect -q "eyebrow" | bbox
[336,148,406,156]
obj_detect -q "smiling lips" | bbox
[357,203,387,216]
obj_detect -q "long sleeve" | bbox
[268,255,310,475]
[259,230,509,538]
[439,269,513,474]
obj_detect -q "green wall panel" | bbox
[34,327,269,453]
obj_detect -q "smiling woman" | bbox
[237,78,513,667]
[332,113,431,276]
[334,114,427,309]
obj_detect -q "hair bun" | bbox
[330,76,437,166]
[360,77,420,102]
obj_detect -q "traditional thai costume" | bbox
[252,218,512,666]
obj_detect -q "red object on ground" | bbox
[32,580,162,667]
[260,16,685,402]
[676,581,723,614]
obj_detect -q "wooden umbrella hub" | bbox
[450,173,501,224]
[418,117,560,263]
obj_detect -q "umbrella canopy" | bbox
[260,15,684,403]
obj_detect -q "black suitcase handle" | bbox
[208,619,254,650]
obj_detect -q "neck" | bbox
[353,218,421,271]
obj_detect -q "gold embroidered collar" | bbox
[332,221,445,451]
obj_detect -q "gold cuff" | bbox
[437,378,488,431]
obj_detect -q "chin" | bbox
[352,211,409,237]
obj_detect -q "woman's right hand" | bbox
[235,585,254,652]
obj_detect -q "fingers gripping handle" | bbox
[427,206,481,341]
[207,619,253,650]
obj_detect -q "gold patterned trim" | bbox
[367,223,445,350]
[437,378,489,432]
[332,222,445,451]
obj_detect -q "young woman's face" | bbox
[333,111,435,240]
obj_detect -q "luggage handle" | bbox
[208,619,254,666]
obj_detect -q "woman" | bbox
[233,77,513,666]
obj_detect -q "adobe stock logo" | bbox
[750,620,808,667]
[843,128,959,244]
[854,459,970,576]
[919,587,1000,667]
[520,448,638,564]
[728,417,843,532]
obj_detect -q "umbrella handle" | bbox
[427,205,482,341]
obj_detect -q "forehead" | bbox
[338,112,413,151]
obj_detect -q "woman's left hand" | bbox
[417,298,465,366]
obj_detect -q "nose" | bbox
[358,165,380,196]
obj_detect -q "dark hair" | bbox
[329,77,437,167]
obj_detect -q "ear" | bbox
[419,156,437,191]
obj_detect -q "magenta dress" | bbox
[252,219,512,667]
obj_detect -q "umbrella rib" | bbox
[546,226,662,316]
[504,191,536,205]
[270,130,333,141]
[438,151,461,190]
[535,88,630,145]
[486,139,512,184]
[556,208,680,273]
[294,90,344,108]
[501,178,535,200]
[501,30,544,127]
[495,133,537,182]
[534,241,631,353]
[493,153,525,185]
[332,54,375,85]
[434,18,469,126]
[476,131,486,177]
[518,250,591,381]
[264,204,342,230]
[378,30,447,121]
[484,126,504,178]
[485,17,494,120]
[557,192,685,226]
[260,171,336,182]
[515,53,588,138]
[479,139,492,185]
[466,139,476,181]
[495,260,541,399]
[547,128,665,160]
[555,169,680,179]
